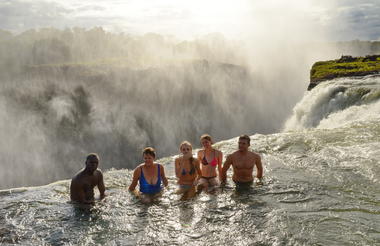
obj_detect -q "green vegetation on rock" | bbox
[310,55,380,82]
[308,55,380,90]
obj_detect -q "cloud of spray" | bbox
[0,1,379,188]
[0,48,260,188]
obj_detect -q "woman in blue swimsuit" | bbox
[129,147,168,203]
[174,141,201,200]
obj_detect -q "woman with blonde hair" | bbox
[174,141,201,200]
[197,134,223,193]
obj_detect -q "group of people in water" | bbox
[70,134,263,204]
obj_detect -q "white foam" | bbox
[284,76,380,131]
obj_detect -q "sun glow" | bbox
[108,0,250,38]
[50,0,326,40]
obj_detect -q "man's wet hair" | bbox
[239,135,251,145]
[142,147,156,158]
[86,153,99,161]
[200,134,213,143]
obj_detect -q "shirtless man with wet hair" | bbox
[70,153,106,204]
[221,135,263,186]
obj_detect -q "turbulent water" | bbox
[1,76,380,245]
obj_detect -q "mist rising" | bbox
[1,1,380,188]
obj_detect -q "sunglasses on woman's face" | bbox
[181,148,191,151]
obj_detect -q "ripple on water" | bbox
[1,124,380,245]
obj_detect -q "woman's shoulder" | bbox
[155,163,165,169]
[214,149,223,155]
[134,163,144,171]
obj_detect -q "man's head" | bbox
[238,135,250,152]
[85,153,99,174]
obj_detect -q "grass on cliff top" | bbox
[310,56,380,82]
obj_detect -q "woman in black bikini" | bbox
[197,134,223,193]
[174,141,201,200]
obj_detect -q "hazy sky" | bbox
[1,0,379,41]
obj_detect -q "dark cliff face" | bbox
[308,55,380,90]
[1,59,282,189]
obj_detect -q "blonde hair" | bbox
[179,141,195,165]
[179,141,192,151]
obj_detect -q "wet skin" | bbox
[70,157,106,204]
[196,138,223,192]
[175,144,202,200]
[175,144,201,185]
[128,153,168,203]
[221,139,263,184]
[197,139,223,179]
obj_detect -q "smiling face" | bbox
[143,153,155,165]
[85,156,99,174]
[238,138,250,152]
[201,138,212,149]
[180,143,193,158]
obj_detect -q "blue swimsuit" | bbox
[139,165,162,194]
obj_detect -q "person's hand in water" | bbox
[129,189,140,197]
[256,177,264,185]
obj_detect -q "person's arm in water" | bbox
[160,164,168,187]
[197,150,205,175]
[97,170,106,199]
[197,150,202,163]
[255,154,264,185]
[174,158,181,179]
[221,154,233,184]
[128,167,141,192]
[217,150,223,181]
[70,179,94,204]
[194,159,202,177]
[193,159,202,186]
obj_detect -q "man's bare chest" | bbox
[233,156,255,169]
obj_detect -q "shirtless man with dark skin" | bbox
[221,135,263,186]
[70,153,106,204]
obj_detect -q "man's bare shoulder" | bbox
[229,151,241,157]
[94,169,103,178]
[248,151,261,159]
[71,169,85,182]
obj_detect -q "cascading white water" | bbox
[284,75,380,131]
